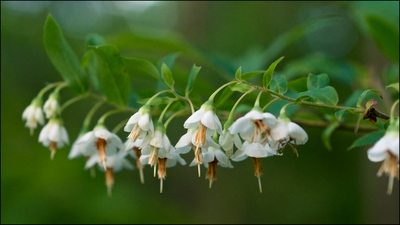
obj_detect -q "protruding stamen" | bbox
[154,164,157,177]
[198,164,201,177]
[90,166,96,178]
[258,176,262,193]
[128,123,141,142]
[139,168,144,184]
[105,168,114,198]
[50,150,56,160]
[388,174,394,195]
[194,123,207,147]
[160,178,163,193]
[252,157,263,193]
[206,158,218,188]
[96,138,108,171]
[49,141,57,160]
[134,147,145,184]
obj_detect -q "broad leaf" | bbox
[122,57,159,80]
[269,74,287,94]
[348,130,385,150]
[235,67,242,80]
[185,64,201,96]
[161,63,175,90]
[307,73,329,90]
[297,86,339,105]
[90,45,131,106]
[43,14,88,94]
[230,83,253,93]
[263,56,284,88]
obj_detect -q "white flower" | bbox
[183,100,222,134]
[38,118,69,159]
[229,108,277,143]
[85,150,133,196]
[219,129,243,157]
[68,134,84,160]
[22,97,45,135]
[77,125,124,170]
[124,105,154,142]
[230,141,275,160]
[190,146,233,188]
[367,123,399,194]
[43,92,60,119]
[270,117,307,156]
[125,139,146,184]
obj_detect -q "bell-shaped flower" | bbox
[124,105,154,142]
[190,146,233,188]
[229,107,277,143]
[76,124,123,170]
[230,141,275,160]
[270,112,307,156]
[184,100,222,136]
[22,96,45,135]
[367,121,399,194]
[43,92,61,119]
[85,150,133,196]
[219,129,243,157]
[38,117,69,160]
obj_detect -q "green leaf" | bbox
[294,96,310,104]
[366,16,399,62]
[269,74,287,94]
[235,67,242,80]
[297,86,339,105]
[161,63,175,90]
[43,14,88,94]
[356,89,382,108]
[386,82,399,92]
[158,52,180,72]
[307,73,329,90]
[90,45,131,106]
[185,64,201,96]
[241,70,265,80]
[347,130,385,150]
[137,97,174,106]
[230,83,252,93]
[322,122,340,151]
[287,77,308,93]
[85,33,107,47]
[122,57,160,80]
[263,56,284,88]
[216,84,235,108]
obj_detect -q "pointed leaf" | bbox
[322,122,340,151]
[269,74,287,94]
[386,82,399,92]
[241,70,265,80]
[235,67,242,80]
[43,14,88,94]
[185,64,201,96]
[348,130,385,150]
[161,63,175,90]
[307,73,329,90]
[263,56,284,88]
[90,45,131,106]
[122,57,160,80]
[230,83,252,93]
[297,86,339,105]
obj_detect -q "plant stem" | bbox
[209,81,236,101]
[228,88,255,120]
[60,95,87,113]
[38,82,66,98]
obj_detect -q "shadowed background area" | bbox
[1,1,399,224]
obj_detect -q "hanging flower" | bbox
[76,124,123,170]
[367,121,399,194]
[38,117,69,159]
[124,105,154,142]
[85,150,133,196]
[22,96,45,135]
[190,146,233,188]
[43,92,61,119]
[219,129,243,157]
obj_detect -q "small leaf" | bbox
[90,45,131,106]
[161,63,175,90]
[43,14,88,94]
[307,73,329,90]
[269,74,288,94]
[241,70,265,80]
[322,122,340,151]
[122,57,160,80]
[287,77,308,93]
[348,130,385,150]
[157,52,180,72]
[230,83,252,93]
[85,33,107,47]
[386,82,399,92]
[298,86,339,105]
[356,89,382,108]
[366,16,399,62]
[263,56,284,88]
[137,97,174,106]
[185,64,201,96]
[235,67,242,80]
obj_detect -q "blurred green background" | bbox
[1,1,399,224]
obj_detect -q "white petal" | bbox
[231,149,248,162]
[270,122,288,141]
[85,154,99,169]
[287,122,308,145]
[162,134,171,153]
[184,108,205,128]
[215,150,230,166]
[204,136,220,148]
[60,126,69,144]
[138,113,150,131]
[244,142,270,158]
[139,155,149,165]
[150,130,163,148]
[233,134,243,149]
[262,113,277,127]
[202,151,215,163]
[229,117,251,134]
[141,145,151,155]
[245,110,264,120]
[175,132,191,148]
[94,129,112,140]
[175,146,191,154]
[48,123,61,142]
[38,124,50,143]
[201,110,217,130]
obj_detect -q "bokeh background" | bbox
[1,1,399,224]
